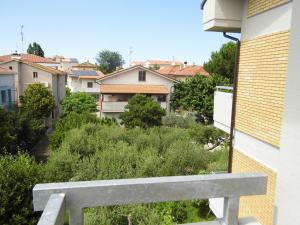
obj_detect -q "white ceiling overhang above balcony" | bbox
[202,0,244,32]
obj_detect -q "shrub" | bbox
[162,113,196,128]
[120,94,166,128]
[61,92,97,115]
[0,153,42,225]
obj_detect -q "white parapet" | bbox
[213,87,233,133]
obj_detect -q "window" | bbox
[87,82,93,88]
[9,66,13,70]
[139,71,146,81]
[33,72,38,78]
[7,89,12,102]
[157,95,166,102]
[1,90,6,103]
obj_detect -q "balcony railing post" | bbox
[222,196,239,225]
[69,207,83,225]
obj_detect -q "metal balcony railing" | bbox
[33,173,267,225]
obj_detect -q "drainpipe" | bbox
[223,32,240,173]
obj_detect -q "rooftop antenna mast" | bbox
[129,46,133,66]
[20,25,24,53]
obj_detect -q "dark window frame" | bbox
[33,71,38,78]
[87,82,93,88]
[138,71,146,82]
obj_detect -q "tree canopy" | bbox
[203,42,236,82]
[120,94,166,128]
[171,74,229,123]
[96,50,125,74]
[20,83,55,120]
[27,42,45,57]
[61,92,97,115]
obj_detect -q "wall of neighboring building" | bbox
[100,68,175,91]
[232,1,293,225]
[67,77,100,94]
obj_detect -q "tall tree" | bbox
[171,74,229,123]
[203,42,236,82]
[27,42,45,57]
[96,50,125,74]
[20,83,55,120]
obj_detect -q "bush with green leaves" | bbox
[120,94,166,128]
[20,83,55,120]
[61,92,97,115]
[0,153,42,225]
[43,121,228,224]
[162,113,197,128]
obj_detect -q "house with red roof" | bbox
[97,65,179,118]
[158,64,209,81]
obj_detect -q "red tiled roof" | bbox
[158,65,209,77]
[0,66,16,74]
[147,60,183,65]
[0,54,59,64]
[101,84,169,94]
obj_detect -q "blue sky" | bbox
[0,0,232,65]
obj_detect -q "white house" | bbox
[0,66,16,110]
[67,69,104,101]
[97,65,179,118]
[0,59,66,117]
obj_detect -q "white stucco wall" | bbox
[100,68,175,91]
[275,1,300,224]
[68,77,100,94]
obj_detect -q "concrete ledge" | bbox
[180,217,261,225]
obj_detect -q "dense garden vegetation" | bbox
[0,112,228,225]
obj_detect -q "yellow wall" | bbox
[232,149,276,225]
[247,0,289,17]
[235,30,290,147]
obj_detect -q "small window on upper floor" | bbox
[9,66,13,70]
[87,82,93,88]
[139,71,146,82]
[33,72,38,78]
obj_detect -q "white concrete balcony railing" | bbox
[213,86,233,133]
[202,0,243,32]
[159,101,167,109]
[101,101,128,112]
[33,173,267,225]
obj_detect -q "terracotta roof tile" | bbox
[147,60,183,65]
[158,65,209,77]
[101,84,169,94]
[0,54,58,64]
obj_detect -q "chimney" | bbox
[11,51,21,60]
[184,61,187,68]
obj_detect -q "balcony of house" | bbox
[213,86,233,133]
[100,84,169,113]
[201,0,243,32]
[33,173,267,225]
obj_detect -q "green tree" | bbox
[0,108,16,153]
[61,92,97,115]
[96,50,125,74]
[0,153,42,225]
[120,94,166,128]
[27,42,45,57]
[20,83,55,120]
[203,42,236,82]
[171,74,229,123]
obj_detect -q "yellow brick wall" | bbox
[248,0,289,17]
[235,30,290,147]
[232,149,276,225]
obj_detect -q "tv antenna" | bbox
[20,25,24,53]
[129,46,133,65]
